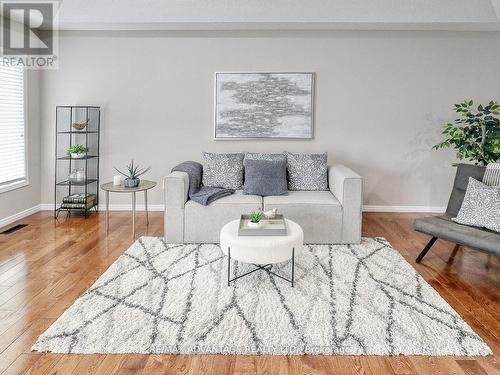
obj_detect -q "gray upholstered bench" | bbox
[414,163,500,262]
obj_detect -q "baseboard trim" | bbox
[40,203,444,214]
[362,205,446,213]
[0,204,42,229]
[40,203,164,212]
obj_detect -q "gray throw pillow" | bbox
[284,151,328,191]
[452,177,500,233]
[202,152,244,189]
[245,152,287,163]
[243,159,288,197]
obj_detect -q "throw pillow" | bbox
[244,152,287,163]
[484,198,500,233]
[284,151,328,191]
[483,162,500,187]
[243,159,288,197]
[202,152,244,189]
[452,177,500,233]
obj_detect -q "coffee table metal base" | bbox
[227,247,295,287]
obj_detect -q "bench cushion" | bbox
[415,215,500,255]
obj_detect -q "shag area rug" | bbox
[33,237,491,356]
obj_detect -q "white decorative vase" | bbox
[71,152,85,159]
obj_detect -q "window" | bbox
[0,66,27,193]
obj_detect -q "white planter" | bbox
[71,153,86,159]
[247,221,262,229]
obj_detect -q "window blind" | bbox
[0,66,26,188]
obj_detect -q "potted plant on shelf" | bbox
[114,160,151,188]
[248,210,264,228]
[433,100,500,165]
[67,144,89,159]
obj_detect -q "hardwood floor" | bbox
[0,211,498,375]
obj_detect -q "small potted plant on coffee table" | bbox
[248,210,264,228]
[114,160,151,188]
[67,144,89,159]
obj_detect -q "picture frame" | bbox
[214,72,314,140]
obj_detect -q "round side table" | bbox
[220,218,303,287]
[101,180,156,237]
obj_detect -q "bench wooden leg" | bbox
[416,237,438,263]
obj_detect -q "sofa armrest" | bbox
[329,165,362,243]
[163,171,189,242]
[164,171,189,209]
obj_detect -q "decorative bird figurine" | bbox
[72,118,90,130]
[262,208,277,219]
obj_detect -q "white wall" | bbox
[39,30,500,210]
[0,71,41,224]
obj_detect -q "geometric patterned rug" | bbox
[32,237,491,356]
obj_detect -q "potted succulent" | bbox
[67,144,89,159]
[114,160,151,188]
[248,210,264,228]
[433,100,500,165]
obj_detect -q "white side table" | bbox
[220,219,303,287]
[101,180,156,237]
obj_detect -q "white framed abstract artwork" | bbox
[214,72,314,139]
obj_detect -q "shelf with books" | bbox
[56,193,98,213]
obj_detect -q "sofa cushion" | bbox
[243,159,288,197]
[265,190,339,205]
[285,151,328,191]
[264,191,342,244]
[415,215,500,255]
[184,190,262,243]
[202,152,244,189]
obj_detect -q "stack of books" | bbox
[60,194,96,209]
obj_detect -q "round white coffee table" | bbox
[220,219,303,287]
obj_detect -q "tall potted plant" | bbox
[433,100,500,165]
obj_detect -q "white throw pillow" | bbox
[452,177,500,233]
[284,151,328,191]
[202,152,244,189]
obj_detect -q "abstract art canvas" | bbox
[214,72,314,139]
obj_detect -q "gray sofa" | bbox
[415,163,500,262]
[164,164,362,244]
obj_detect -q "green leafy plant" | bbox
[114,160,151,180]
[249,211,263,223]
[433,100,500,165]
[67,144,89,155]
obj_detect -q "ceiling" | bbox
[52,0,500,31]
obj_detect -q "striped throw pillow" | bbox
[483,163,500,187]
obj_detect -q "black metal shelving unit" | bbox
[54,106,101,218]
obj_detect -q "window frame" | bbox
[0,69,29,194]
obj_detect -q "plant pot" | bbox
[71,153,86,159]
[247,221,262,229]
[124,178,140,188]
